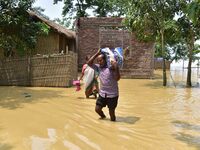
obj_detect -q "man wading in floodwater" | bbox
[87,49,120,121]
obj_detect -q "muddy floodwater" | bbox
[1,67,200,150]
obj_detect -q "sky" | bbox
[33,0,64,20]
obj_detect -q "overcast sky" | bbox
[33,0,64,19]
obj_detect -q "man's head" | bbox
[97,54,106,67]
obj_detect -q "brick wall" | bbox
[76,17,154,78]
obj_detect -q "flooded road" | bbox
[0,68,200,150]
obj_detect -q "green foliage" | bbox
[155,42,188,61]
[32,6,50,19]
[173,0,200,87]
[53,17,72,29]
[54,0,125,18]
[0,0,49,57]
[90,0,125,17]
[193,43,200,60]
[176,1,200,56]
[61,0,90,17]
[123,0,180,86]
[176,0,200,42]
[54,0,62,4]
[187,0,200,25]
[91,0,112,17]
[123,0,178,41]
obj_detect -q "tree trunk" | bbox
[186,30,194,87]
[161,30,167,86]
[186,54,192,87]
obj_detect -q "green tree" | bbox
[192,44,200,62]
[54,0,92,17]
[0,0,49,57]
[90,0,125,17]
[177,0,200,87]
[91,0,113,17]
[154,22,189,63]
[124,0,178,86]
[53,17,72,29]
[53,0,124,17]
[154,42,188,62]
[32,6,50,19]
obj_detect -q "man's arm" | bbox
[79,72,84,81]
[111,61,121,81]
[87,49,100,66]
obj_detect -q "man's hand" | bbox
[97,48,101,55]
[110,60,118,70]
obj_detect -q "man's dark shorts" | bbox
[96,95,118,109]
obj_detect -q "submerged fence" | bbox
[0,52,78,87]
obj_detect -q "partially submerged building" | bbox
[29,11,76,55]
[76,17,154,78]
[0,12,77,87]
[0,15,156,87]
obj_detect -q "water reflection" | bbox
[75,133,101,150]
[0,143,13,150]
[25,128,57,150]
[173,133,200,149]
[0,87,67,109]
[116,116,140,124]
[172,121,200,132]
[63,140,81,150]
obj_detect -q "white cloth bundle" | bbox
[100,47,123,68]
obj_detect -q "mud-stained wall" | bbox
[76,17,154,78]
[0,58,29,86]
[35,32,59,55]
[35,32,76,55]
[0,31,76,59]
[0,52,77,87]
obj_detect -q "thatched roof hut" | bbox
[29,11,76,55]
[0,12,78,87]
[29,11,75,39]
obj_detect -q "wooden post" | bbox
[27,55,31,86]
